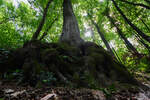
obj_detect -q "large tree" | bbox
[1,0,148,90]
[59,0,84,46]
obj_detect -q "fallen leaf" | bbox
[41,93,57,100]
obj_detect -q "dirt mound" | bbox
[0,41,137,88]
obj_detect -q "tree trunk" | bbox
[120,0,150,9]
[111,46,122,63]
[106,14,140,55]
[59,0,84,46]
[144,0,150,4]
[31,0,53,40]
[112,0,150,43]
[135,34,150,53]
[91,19,116,57]
[141,19,150,33]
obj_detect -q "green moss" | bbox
[56,42,80,56]
[83,70,99,89]
[73,73,79,80]
[41,48,58,57]
[84,56,96,67]
[73,72,80,84]
[41,48,60,65]
[6,41,139,88]
[36,81,43,88]
[86,46,106,55]
[113,62,130,78]
[112,62,137,84]
[90,52,105,64]
[33,62,44,74]
[22,59,45,80]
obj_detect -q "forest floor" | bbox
[0,72,150,100]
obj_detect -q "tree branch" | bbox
[39,17,58,40]
[31,0,53,41]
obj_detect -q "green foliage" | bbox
[39,71,56,85]
[81,71,98,89]
[3,68,56,86]
[0,0,3,6]
[100,84,116,98]
[125,56,150,73]
[0,48,10,63]
[2,69,23,80]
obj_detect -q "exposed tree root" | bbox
[0,40,145,89]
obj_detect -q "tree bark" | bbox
[59,0,84,46]
[106,14,140,54]
[112,0,150,43]
[31,0,53,40]
[120,0,150,9]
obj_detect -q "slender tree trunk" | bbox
[59,0,84,46]
[31,0,53,40]
[91,30,95,42]
[144,0,150,4]
[89,27,96,42]
[39,17,58,40]
[106,14,140,55]
[135,34,150,53]
[141,19,150,32]
[111,46,122,63]
[120,0,150,9]
[112,0,150,43]
[91,19,115,57]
